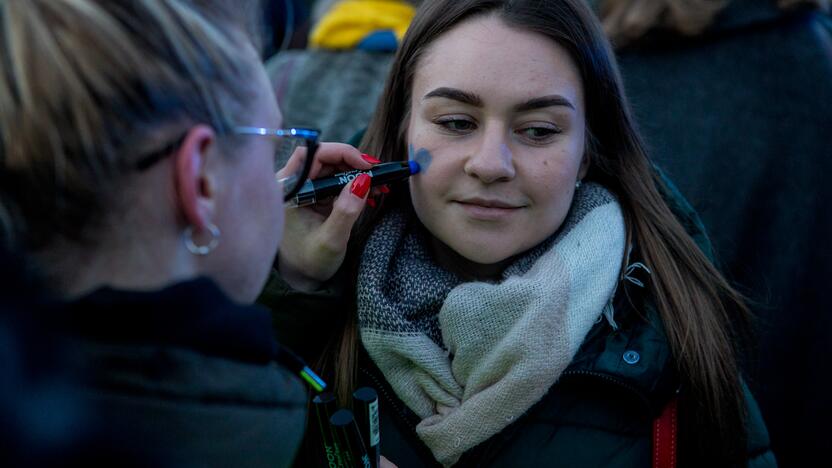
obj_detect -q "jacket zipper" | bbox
[359,365,421,427]
[560,369,653,410]
[465,370,654,467]
[360,366,655,467]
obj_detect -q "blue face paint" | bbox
[408,144,433,173]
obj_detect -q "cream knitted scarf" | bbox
[356,183,625,466]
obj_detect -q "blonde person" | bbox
[0,0,377,465]
[264,0,776,466]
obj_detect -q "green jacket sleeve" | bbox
[258,268,350,364]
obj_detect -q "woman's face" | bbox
[407,15,588,267]
[208,57,285,303]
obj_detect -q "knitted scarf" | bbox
[356,182,626,466]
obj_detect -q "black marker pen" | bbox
[275,345,326,393]
[330,409,371,468]
[313,393,344,468]
[288,161,420,207]
[352,387,380,468]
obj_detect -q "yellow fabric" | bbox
[310,0,415,50]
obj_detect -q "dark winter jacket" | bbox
[55,278,307,468]
[260,176,776,467]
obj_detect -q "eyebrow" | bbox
[423,87,483,107]
[514,95,576,112]
[423,87,575,112]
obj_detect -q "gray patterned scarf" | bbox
[357,182,625,466]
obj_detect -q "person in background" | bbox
[266,0,422,143]
[0,0,372,465]
[590,1,831,465]
[260,0,312,58]
[263,0,776,466]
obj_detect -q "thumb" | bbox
[316,173,371,253]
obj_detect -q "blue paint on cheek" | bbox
[408,146,433,173]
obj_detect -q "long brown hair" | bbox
[326,0,753,465]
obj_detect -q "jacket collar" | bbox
[53,277,280,365]
[564,275,679,413]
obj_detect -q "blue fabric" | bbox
[357,30,399,51]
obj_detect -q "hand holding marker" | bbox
[286,147,432,208]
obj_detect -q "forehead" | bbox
[413,15,584,109]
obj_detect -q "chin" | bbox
[447,239,519,265]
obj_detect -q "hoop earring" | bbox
[184,224,220,256]
[575,180,583,189]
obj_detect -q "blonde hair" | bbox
[0,0,261,251]
[599,0,829,47]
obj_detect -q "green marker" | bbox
[276,346,327,392]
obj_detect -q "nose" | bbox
[463,126,516,184]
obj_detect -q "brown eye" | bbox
[436,117,477,134]
[517,125,561,143]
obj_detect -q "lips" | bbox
[454,197,525,220]
[455,197,523,209]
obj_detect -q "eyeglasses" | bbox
[233,126,320,202]
[134,126,320,203]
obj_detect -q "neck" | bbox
[35,233,197,299]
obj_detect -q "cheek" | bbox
[408,144,435,175]
[409,167,440,212]
[259,168,283,229]
[526,152,582,218]
[407,143,457,207]
[239,158,283,236]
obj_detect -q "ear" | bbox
[173,125,217,231]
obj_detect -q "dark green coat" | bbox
[62,278,307,467]
[263,276,775,468]
[261,176,776,467]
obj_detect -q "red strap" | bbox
[652,396,678,468]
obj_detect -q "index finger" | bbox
[276,145,308,180]
[308,143,372,179]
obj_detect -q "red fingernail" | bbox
[379,185,390,194]
[366,198,377,208]
[361,153,381,164]
[351,173,371,198]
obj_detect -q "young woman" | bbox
[267,0,776,466]
[0,0,374,465]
